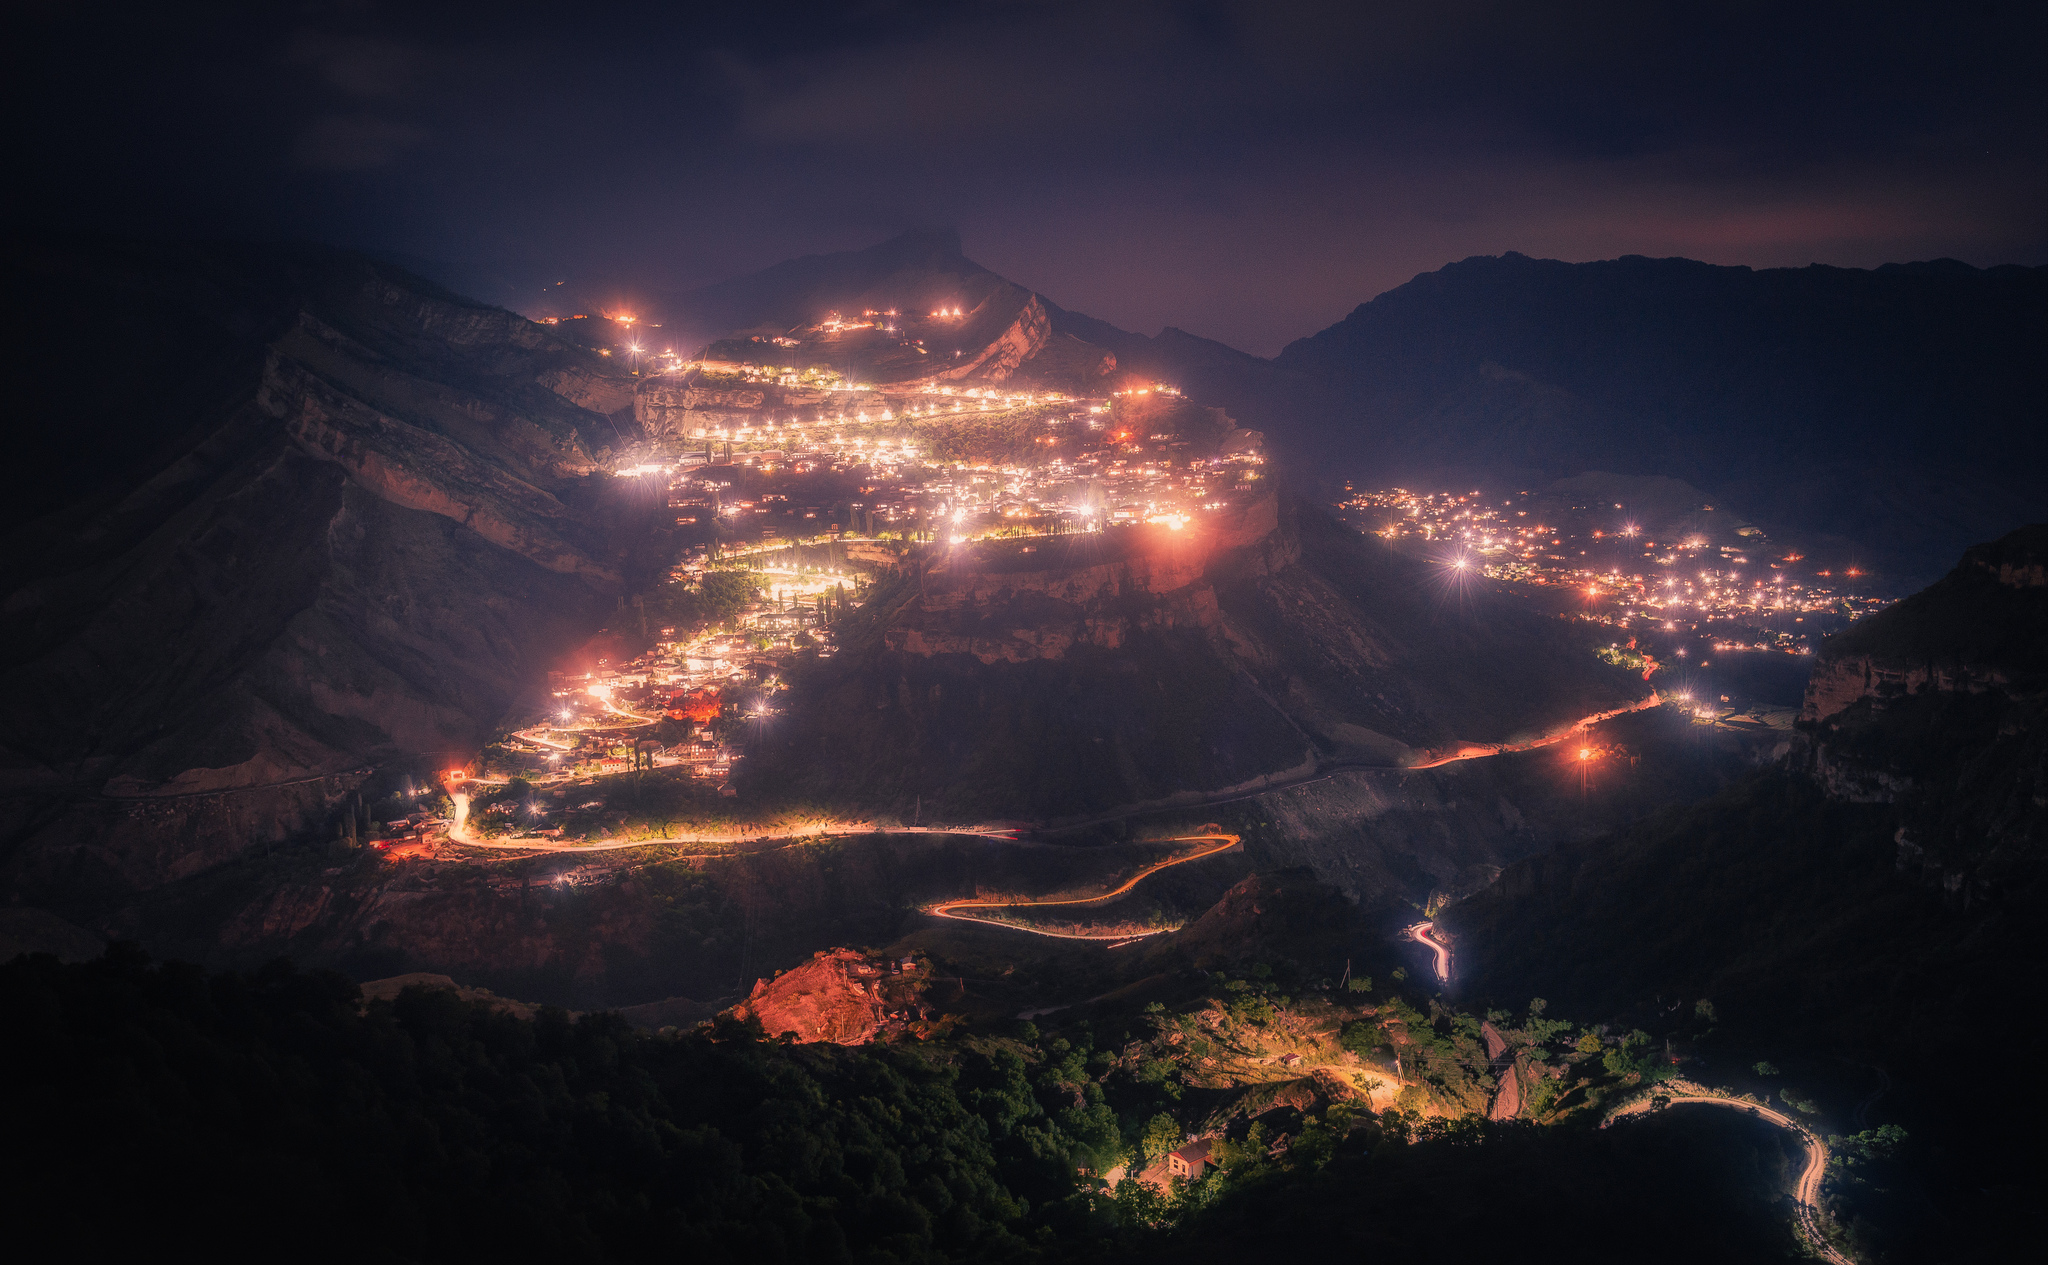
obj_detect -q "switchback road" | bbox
[441,804,1236,942]
[924,833,1241,941]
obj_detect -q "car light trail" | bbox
[1407,920,1452,981]
[924,832,1241,940]
[1603,1083,1853,1264]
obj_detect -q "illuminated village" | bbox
[368,335,1268,853]
[1336,486,1894,654]
[14,6,2039,1262]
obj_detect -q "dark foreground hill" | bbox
[1441,524,2047,1261]
[2,943,1818,1265]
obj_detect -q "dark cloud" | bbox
[7,0,2042,353]
[291,114,427,171]
[283,31,425,100]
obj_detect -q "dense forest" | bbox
[7,947,1847,1264]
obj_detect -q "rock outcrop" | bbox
[728,948,920,1044]
[1795,523,2047,892]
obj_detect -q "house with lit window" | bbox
[1166,1138,1211,1179]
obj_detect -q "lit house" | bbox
[1166,1138,1211,1179]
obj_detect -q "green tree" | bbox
[1339,1020,1382,1057]
[1140,1114,1181,1161]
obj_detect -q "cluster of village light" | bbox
[1340,488,1891,652]
[487,388,1258,816]
[650,384,1260,551]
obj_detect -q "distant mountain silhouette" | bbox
[618,238,2043,582]
[632,230,1269,396]
[660,228,983,338]
[1253,252,2048,583]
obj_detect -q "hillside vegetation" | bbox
[4,942,1815,1264]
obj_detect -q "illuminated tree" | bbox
[1140,1113,1181,1161]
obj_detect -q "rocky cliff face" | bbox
[938,292,1051,382]
[633,381,850,438]
[746,494,1646,820]
[1795,524,2047,895]
[881,494,1285,663]
[0,241,650,902]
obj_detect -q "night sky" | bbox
[13,1,2042,354]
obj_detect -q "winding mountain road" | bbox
[437,694,1658,942]
[1604,1084,1851,1265]
[446,794,1021,853]
[924,833,1242,941]
[1045,694,1664,834]
[1402,694,1663,770]
[1407,920,1453,982]
[443,799,1237,942]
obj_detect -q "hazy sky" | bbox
[12,1,2043,354]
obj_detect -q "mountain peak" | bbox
[869,227,964,261]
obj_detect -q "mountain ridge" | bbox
[537,232,2044,582]
[0,238,662,896]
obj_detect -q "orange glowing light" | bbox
[667,686,721,724]
[1578,749,1592,761]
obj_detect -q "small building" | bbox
[1166,1138,1211,1180]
